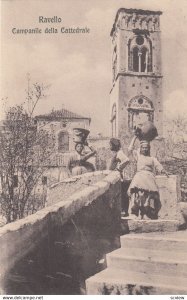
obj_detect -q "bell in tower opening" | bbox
[110,8,163,139]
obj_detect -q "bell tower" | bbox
[110,8,163,139]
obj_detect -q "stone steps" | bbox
[86,268,187,295]
[86,231,187,295]
[86,174,187,295]
[107,248,187,278]
[108,245,186,262]
[121,218,181,234]
[120,231,187,251]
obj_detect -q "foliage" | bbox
[163,115,187,159]
[0,83,54,223]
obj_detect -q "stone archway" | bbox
[128,95,154,129]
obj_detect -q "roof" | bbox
[110,8,162,36]
[35,108,91,121]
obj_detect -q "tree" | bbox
[163,115,187,159]
[0,83,55,223]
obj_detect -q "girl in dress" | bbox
[128,135,168,220]
[67,142,96,176]
[108,138,129,173]
[108,138,130,216]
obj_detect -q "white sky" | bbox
[1,0,187,135]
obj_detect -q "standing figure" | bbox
[108,138,130,216]
[128,135,168,220]
[67,142,96,176]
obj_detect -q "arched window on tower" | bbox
[128,96,154,130]
[128,35,152,73]
[111,104,117,137]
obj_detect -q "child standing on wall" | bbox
[108,138,130,217]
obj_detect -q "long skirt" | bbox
[128,170,159,193]
[128,171,161,219]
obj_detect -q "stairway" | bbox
[86,231,187,295]
[121,217,181,234]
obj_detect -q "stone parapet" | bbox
[0,171,185,294]
[156,175,182,221]
[0,171,121,294]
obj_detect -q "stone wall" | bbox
[0,170,185,295]
[156,175,182,221]
[117,75,163,138]
[0,171,122,295]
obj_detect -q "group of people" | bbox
[67,130,168,220]
[109,135,168,220]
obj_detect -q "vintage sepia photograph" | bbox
[0,0,187,296]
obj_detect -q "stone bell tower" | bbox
[110,8,163,139]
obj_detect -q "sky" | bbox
[1,0,187,136]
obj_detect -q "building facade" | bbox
[35,108,91,153]
[110,8,163,139]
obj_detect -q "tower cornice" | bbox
[110,8,163,36]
